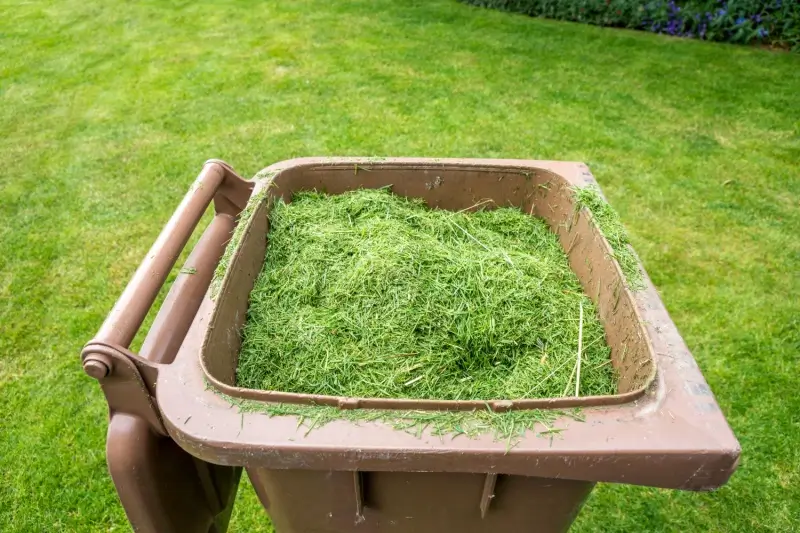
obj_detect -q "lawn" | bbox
[1,0,798,531]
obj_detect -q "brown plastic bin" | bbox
[82,158,740,533]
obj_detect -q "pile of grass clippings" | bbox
[574,186,645,290]
[236,188,617,407]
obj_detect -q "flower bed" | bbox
[462,0,799,50]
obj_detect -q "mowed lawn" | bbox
[1,0,799,531]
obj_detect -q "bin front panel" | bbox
[249,468,593,533]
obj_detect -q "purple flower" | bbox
[735,17,745,25]
[757,28,769,37]
[717,9,727,16]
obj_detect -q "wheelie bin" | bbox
[82,158,740,533]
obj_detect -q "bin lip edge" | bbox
[204,371,648,411]
[159,341,740,488]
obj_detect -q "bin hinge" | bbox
[81,341,167,436]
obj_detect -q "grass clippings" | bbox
[229,394,581,446]
[574,186,645,290]
[237,188,616,408]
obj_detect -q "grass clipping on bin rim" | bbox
[574,186,645,291]
[233,188,617,440]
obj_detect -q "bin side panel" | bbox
[537,177,654,393]
[107,413,240,533]
[203,199,269,386]
[248,468,593,533]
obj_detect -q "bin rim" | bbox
[156,158,740,491]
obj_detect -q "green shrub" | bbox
[462,0,800,50]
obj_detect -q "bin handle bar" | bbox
[94,160,252,349]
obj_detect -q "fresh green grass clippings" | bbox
[225,392,582,445]
[236,188,617,410]
[574,186,646,291]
